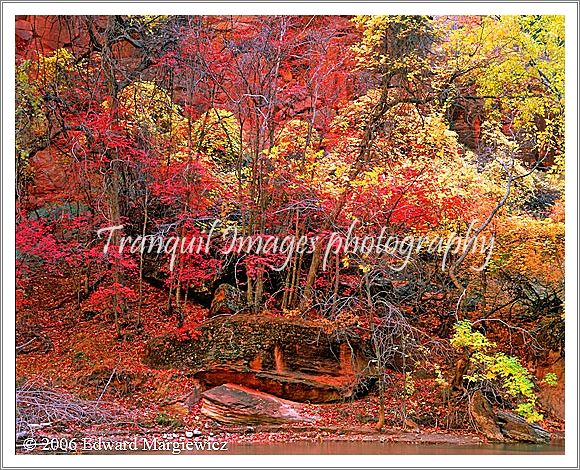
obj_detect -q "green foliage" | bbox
[450,319,494,352]
[483,353,537,400]
[451,320,543,422]
[542,372,558,386]
[513,402,543,423]
[154,412,183,429]
[15,60,45,190]
[73,351,89,363]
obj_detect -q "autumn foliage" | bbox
[15,15,564,431]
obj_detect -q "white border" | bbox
[2,2,578,468]
[1,1,577,15]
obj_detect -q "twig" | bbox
[15,338,36,351]
[97,367,117,405]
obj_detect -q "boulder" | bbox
[184,381,203,408]
[201,383,318,425]
[496,411,551,444]
[208,284,246,317]
[403,418,420,433]
[470,391,550,443]
[143,314,370,403]
[470,391,506,442]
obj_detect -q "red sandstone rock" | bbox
[536,351,564,420]
[143,314,371,403]
[201,383,319,425]
[208,283,246,317]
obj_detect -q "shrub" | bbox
[451,320,543,422]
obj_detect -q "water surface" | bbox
[228,440,564,455]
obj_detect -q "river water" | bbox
[75,435,565,455]
[228,441,564,455]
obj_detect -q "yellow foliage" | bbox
[118,81,186,137]
[489,215,564,287]
[35,48,75,84]
[126,15,169,32]
[191,109,242,169]
[443,15,564,158]
[274,119,320,160]
[352,15,435,74]
[115,81,188,159]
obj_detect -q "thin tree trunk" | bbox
[330,253,340,316]
[136,190,148,328]
[364,274,385,431]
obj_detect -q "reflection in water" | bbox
[228,441,565,455]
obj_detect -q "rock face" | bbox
[470,391,550,443]
[144,314,370,403]
[536,351,564,420]
[201,383,318,425]
[208,284,246,317]
[469,391,506,442]
[496,411,551,444]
